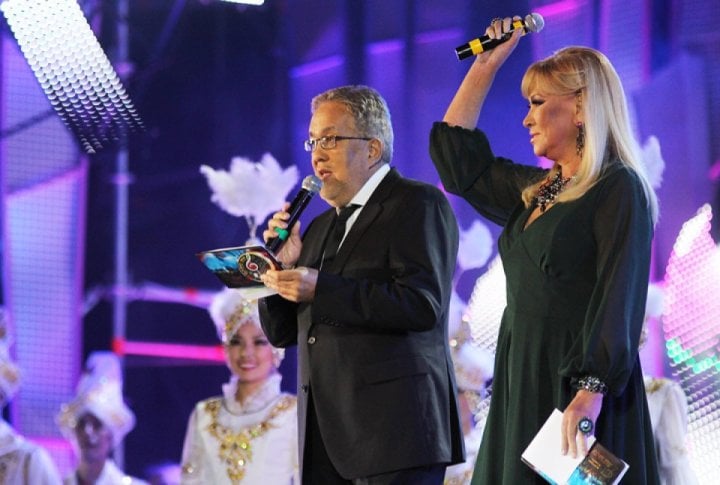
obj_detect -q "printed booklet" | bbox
[197,245,281,298]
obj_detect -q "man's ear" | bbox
[368,138,382,165]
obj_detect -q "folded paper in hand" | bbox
[197,244,281,298]
[521,409,629,484]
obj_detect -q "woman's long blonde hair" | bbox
[519,46,659,225]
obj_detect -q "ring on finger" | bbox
[577,416,594,435]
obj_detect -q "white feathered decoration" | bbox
[200,153,299,244]
[457,219,494,274]
[640,135,665,189]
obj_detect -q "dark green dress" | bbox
[430,122,660,484]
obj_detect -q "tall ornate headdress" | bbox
[209,288,261,344]
[56,351,136,449]
[0,308,21,406]
[208,288,285,362]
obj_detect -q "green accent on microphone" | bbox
[274,227,289,240]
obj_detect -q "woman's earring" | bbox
[575,122,585,157]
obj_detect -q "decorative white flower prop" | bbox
[200,153,299,243]
[645,282,665,320]
[457,219,493,275]
[641,135,665,189]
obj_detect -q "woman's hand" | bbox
[263,202,302,268]
[474,16,524,68]
[442,15,524,129]
[562,390,603,458]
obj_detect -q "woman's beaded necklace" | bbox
[533,171,573,213]
[205,395,295,483]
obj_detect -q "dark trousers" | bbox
[303,391,447,485]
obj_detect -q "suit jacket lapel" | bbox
[299,209,336,269]
[326,168,401,271]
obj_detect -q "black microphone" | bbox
[267,174,322,254]
[455,13,545,60]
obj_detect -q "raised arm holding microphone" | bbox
[430,16,661,484]
[259,85,464,484]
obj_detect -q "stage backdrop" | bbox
[1,0,718,481]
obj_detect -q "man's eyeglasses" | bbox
[303,135,372,152]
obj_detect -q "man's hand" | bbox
[263,202,303,267]
[261,267,318,302]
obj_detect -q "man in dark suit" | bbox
[260,85,464,484]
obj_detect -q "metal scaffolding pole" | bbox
[112,0,131,469]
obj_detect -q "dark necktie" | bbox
[322,204,360,266]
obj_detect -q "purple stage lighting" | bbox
[1,0,144,154]
[662,204,720,482]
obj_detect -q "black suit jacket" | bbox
[259,168,464,479]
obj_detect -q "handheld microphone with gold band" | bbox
[455,13,545,60]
